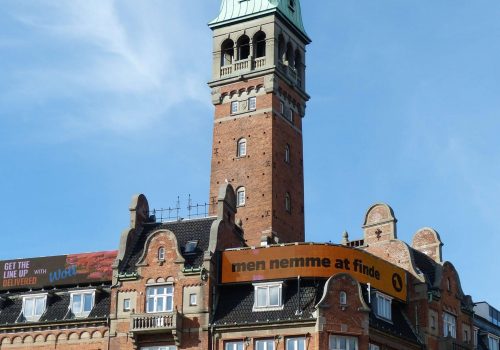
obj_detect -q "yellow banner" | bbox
[221,244,407,300]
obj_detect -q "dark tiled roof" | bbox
[412,249,437,286]
[119,217,217,273]
[213,279,324,326]
[0,288,110,326]
[369,300,420,345]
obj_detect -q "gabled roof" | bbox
[209,0,310,42]
[118,217,217,274]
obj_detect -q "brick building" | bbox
[0,1,493,350]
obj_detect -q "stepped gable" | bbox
[119,217,217,273]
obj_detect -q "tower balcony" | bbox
[220,56,266,78]
[130,311,182,337]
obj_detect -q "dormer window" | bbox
[22,294,47,322]
[253,282,283,311]
[184,240,198,254]
[375,292,392,321]
[158,247,166,261]
[70,290,95,317]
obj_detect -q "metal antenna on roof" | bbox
[188,194,192,219]
[176,196,181,220]
[295,275,303,316]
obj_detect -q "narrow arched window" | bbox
[236,187,246,207]
[237,138,247,157]
[278,35,285,63]
[221,39,234,66]
[285,192,291,213]
[158,247,165,261]
[237,35,250,60]
[286,42,294,66]
[254,31,266,58]
[285,144,290,164]
[340,291,347,305]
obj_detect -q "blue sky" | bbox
[0,1,499,305]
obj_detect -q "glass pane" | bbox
[72,294,82,313]
[24,298,34,317]
[348,338,356,349]
[166,286,173,294]
[269,286,280,306]
[147,288,154,296]
[157,297,164,311]
[297,339,305,350]
[83,294,93,312]
[166,296,173,312]
[339,337,346,349]
[257,287,267,307]
[147,297,154,312]
[35,297,45,315]
[157,287,166,295]
[286,339,295,350]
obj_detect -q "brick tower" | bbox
[208,0,311,246]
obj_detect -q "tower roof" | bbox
[209,0,310,42]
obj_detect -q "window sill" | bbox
[252,305,284,312]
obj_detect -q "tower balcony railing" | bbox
[130,311,182,334]
[254,57,266,69]
[220,56,266,77]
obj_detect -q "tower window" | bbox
[280,101,284,114]
[221,39,234,66]
[286,108,293,122]
[236,187,246,207]
[237,138,247,157]
[237,35,250,60]
[231,101,239,114]
[249,97,256,111]
[254,31,266,58]
[278,35,285,64]
[285,192,291,213]
[285,144,290,164]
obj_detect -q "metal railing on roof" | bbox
[149,195,216,223]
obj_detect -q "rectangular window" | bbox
[329,335,358,350]
[375,293,392,320]
[22,294,47,321]
[286,337,305,350]
[249,97,256,111]
[70,290,95,317]
[141,347,177,350]
[368,344,379,350]
[254,283,282,310]
[286,108,293,122]
[231,101,239,114]
[256,339,275,350]
[123,298,131,312]
[473,328,478,347]
[146,285,174,313]
[189,293,197,306]
[225,341,244,350]
[443,312,456,338]
[280,101,284,114]
[489,336,500,350]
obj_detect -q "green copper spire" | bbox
[209,0,309,42]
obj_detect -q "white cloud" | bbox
[0,0,214,137]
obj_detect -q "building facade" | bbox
[0,1,493,350]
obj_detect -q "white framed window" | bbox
[253,282,282,310]
[22,294,47,322]
[141,347,177,350]
[237,138,247,157]
[285,144,290,163]
[123,298,131,312]
[286,108,293,122]
[249,97,256,111]
[443,312,456,338]
[369,344,380,350]
[280,101,284,114]
[339,291,347,305]
[473,327,478,347]
[329,335,358,350]
[375,292,392,320]
[285,192,291,213]
[236,187,246,207]
[158,247,165,261]
[489,336,500,350]
[286,337,305,350]
[146,285,174,313]
[225,341,244,350]
[231,101,239,114]
[70,290,95,317]
[256,339,275,350]
[189,293,197,306]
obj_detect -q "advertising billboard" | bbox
[221,244,407,300]
[0,251,117,291]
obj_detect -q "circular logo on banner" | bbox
[392,273,403,292]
